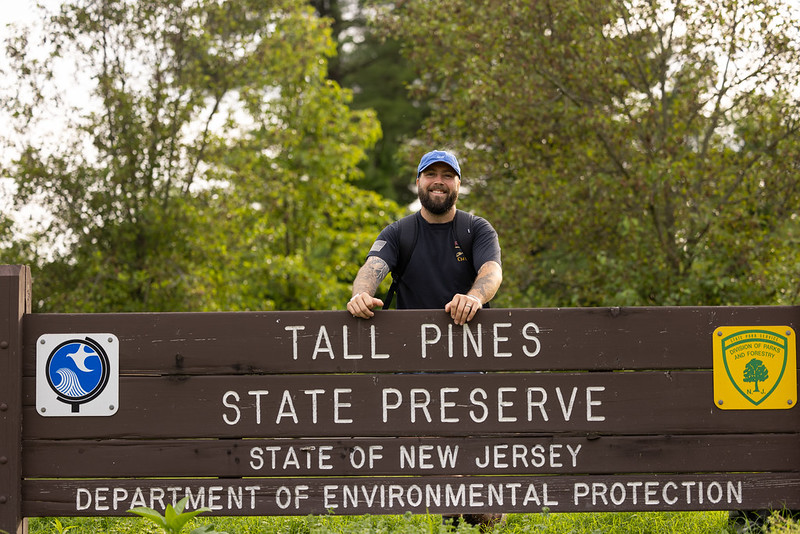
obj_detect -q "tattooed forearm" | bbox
[352,256,391,297]
[469,261,503,304]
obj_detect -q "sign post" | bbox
[0,265,30,534]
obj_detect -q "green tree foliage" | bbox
[310,0,429,204]
[384,0,800,307]
[743,358,769,392]
[1,0,402,312]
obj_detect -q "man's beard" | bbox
[418,185,458,215]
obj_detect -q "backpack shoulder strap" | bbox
[383,212,419,309]
[453,209,490,307]
[453,209,475,267]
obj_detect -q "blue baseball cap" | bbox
[417,150,461,178]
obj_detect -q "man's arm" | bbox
[445,260,503,325]
[347,256,390,319]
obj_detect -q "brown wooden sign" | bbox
[21,372,799,438]
[22,473,800,516]
[1,265,798,533]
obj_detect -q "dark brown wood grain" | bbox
[23,434,799,478]
[13,302,800,519]
[22,371,800,438]
[22,473,800,516]
[0,266,30,534]
[22,306,800,375]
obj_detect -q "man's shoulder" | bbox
[377,212,415,236]
[456,209,495,233]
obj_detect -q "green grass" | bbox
[24,511,773,534]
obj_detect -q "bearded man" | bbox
[347,149,502,326]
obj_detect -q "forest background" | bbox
[1,0,799,314]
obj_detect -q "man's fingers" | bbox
[347,293,382,319]
[446,294,480,325]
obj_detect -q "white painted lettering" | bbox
[95,487,110,511]
[549,444,563,468]
[342,325,362,359]
[418,445,434,469]
[662,482,678,505]
[207,486,224,511]
[247,390,269,425]
[222,391,241,425]
[370,325,390,359]
[113,488,129,510]
[522,322,541,357]
[645,481,659,505]
[497,387,517,422]
[276,486,291,509]
[284,325,305,360]
[440,387,459,423]
[493,323,512,357]
[556,387,577,421]
[469,388,488,423]
[303,389,324,424]
[586,386,606,421]
[527,387,548,421]
[421,324,441,358]
[523,483,540,506]
[148,487,164,511]
[334,388,353,423]
[320,445,334,469]
[312,326,334,360]
[410,388,432,423]
[76,488,91,510]
[228,487,242,510]
[463,323,482,357]
[276,390,298,424]
[249,447,264,470]
[382,388,402,422]
[130,487,147,508]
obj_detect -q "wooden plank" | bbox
[22,473,800,516]
[23,434,800,478]
[23,306,800,375]
[0,265,30,534]
[22,371,800,438]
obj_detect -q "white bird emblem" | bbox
[65,345,97,372]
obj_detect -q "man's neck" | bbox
[419,206,457,224]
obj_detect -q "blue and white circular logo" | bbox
[46,337,110,413]
[37,334,118,417]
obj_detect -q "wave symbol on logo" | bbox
[53,368,90,397]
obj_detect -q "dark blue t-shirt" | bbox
[366,211,501,309]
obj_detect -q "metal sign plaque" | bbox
[36,334,119,417]
[713,326,796,410]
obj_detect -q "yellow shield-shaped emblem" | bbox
[713,326,796,410]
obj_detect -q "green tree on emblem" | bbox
[743,359,769,393]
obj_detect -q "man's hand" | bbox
[445,293,482,326]
[347,292,384,319]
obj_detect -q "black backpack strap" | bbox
[453,209,489,308]
[453,209,475,268]
[383,213,418,309]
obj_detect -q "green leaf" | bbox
[128,507,167,528]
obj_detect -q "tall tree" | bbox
[1,0,401,312]
[310,0,429,204]
[384,0,800,307]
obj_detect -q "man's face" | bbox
[417,162,460,215]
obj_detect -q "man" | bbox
[347,149,504,528]
[347,149,502,324]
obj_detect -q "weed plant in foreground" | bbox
[25,511,800,533]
